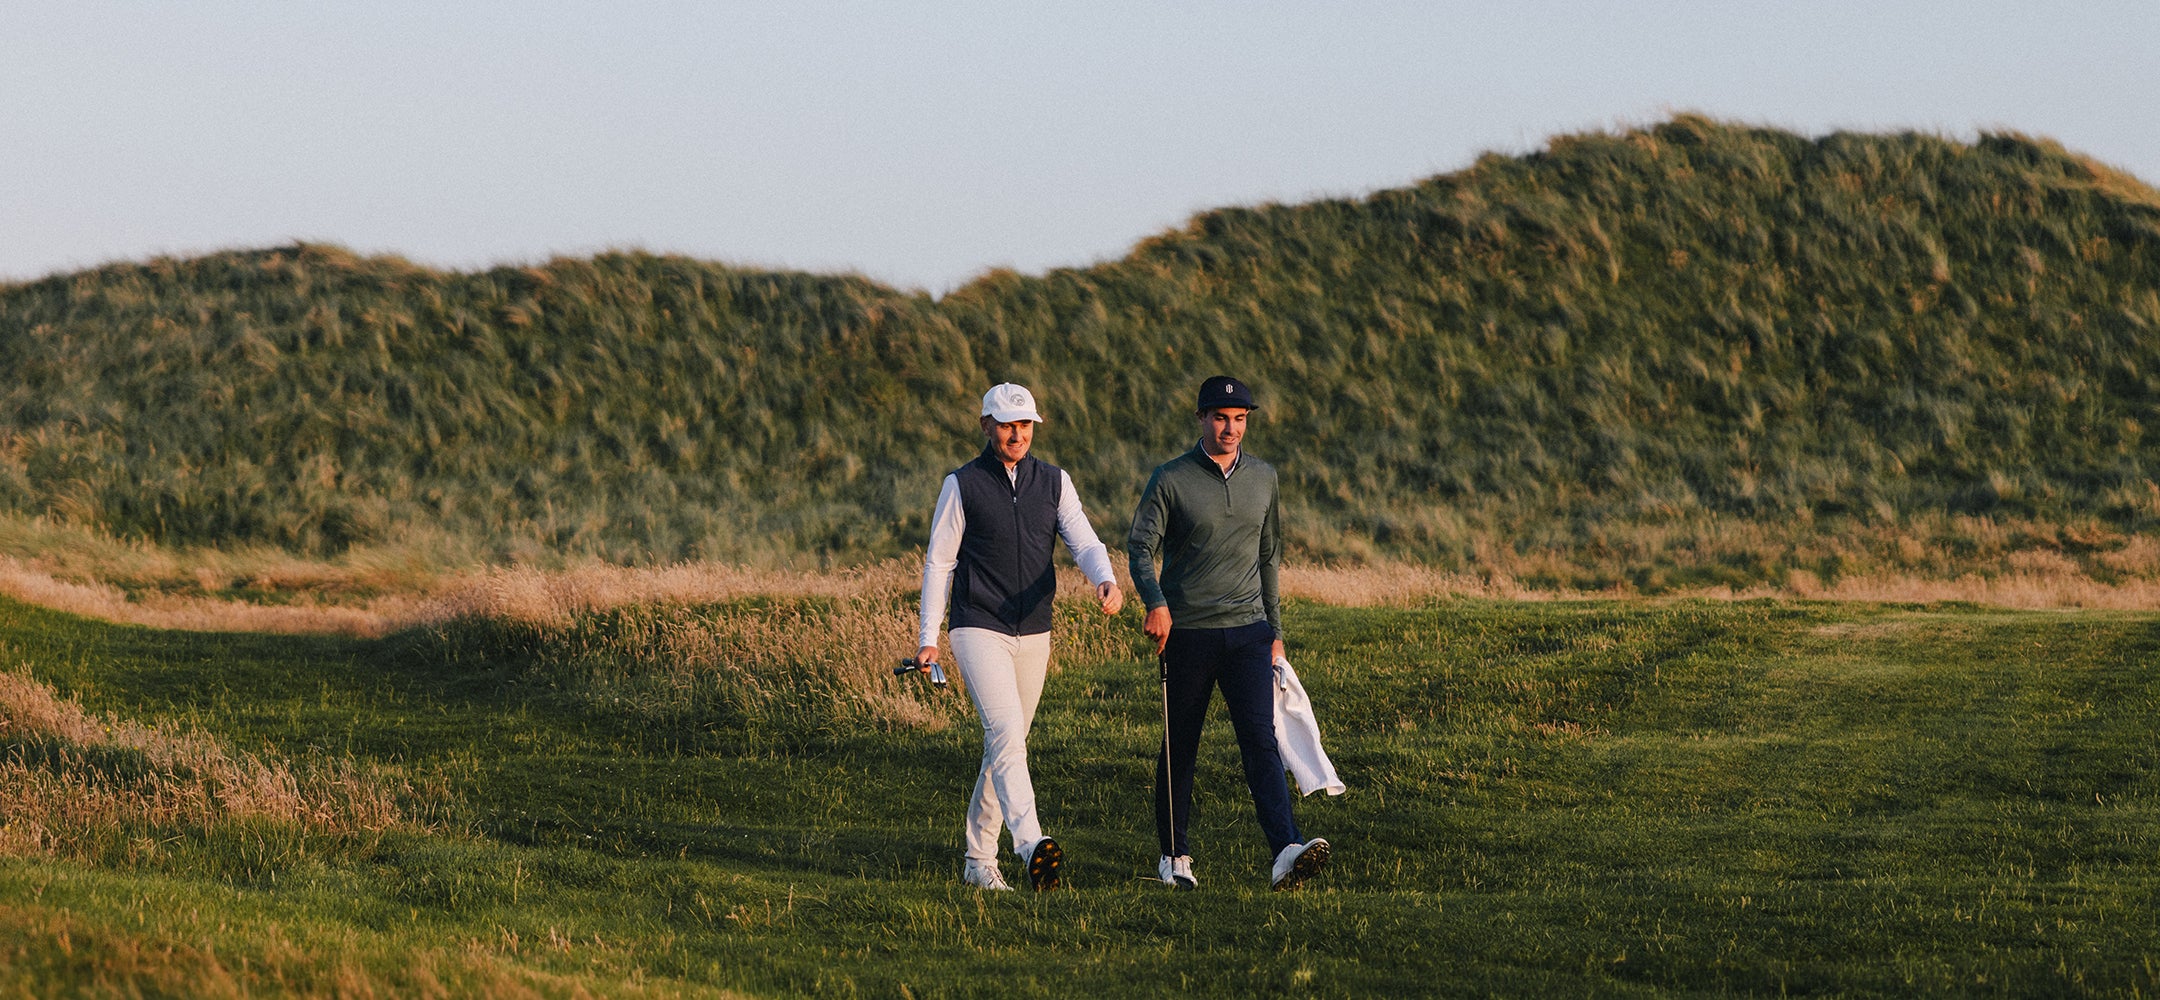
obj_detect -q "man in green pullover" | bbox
[1128,375,1330,892]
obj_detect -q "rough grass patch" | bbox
[398,594,959,735]
[0,668,403,860]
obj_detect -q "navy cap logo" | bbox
[1197,375,1258,411]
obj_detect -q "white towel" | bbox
[1272,657,1345,796]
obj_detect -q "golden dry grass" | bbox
[0,555,427,637]
[0,900,708,1000]
[0,667,402,859]
[5,547,2158,646]
[1773,570,2160,609]
[1277,563,1558,605]
[422,559,918,626]
[8,490,2160,649]
[0,554,930,637]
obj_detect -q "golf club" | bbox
[1159,649,1175,869]
[895,656,948,686]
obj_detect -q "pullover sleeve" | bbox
[1055,470,1117,587]
[1126,467,1171,610]
[1259,471,1282,639]
[917,474,963,649]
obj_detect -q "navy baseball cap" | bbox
[1196,375,1258,412]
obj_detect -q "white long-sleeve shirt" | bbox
[918,466,1117,649]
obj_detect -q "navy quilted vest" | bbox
[949,450,1063,636]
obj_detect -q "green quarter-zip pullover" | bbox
[1127,444,1282,636]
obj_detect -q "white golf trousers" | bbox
[948,627,1052,864]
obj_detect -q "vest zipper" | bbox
[1010,464,1023,629]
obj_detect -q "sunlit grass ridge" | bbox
[5,116,2160,589]
[0,666,403,860]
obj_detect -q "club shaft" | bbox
[1160,651,1174,858]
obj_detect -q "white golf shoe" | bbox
[962,860,1012,891]
[1157,854,1197,890]
[1270,839,1330,892]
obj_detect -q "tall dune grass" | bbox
[4,116,2160,589]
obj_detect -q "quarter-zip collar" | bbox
[1188,441,1241,480]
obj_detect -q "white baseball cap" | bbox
[981,383,1044,423]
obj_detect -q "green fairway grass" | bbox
[3,592,2156,997]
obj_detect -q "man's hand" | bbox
[916,645,939,667]
[1271,638,1286,665]
[1097,581,1124,616]
[1143,606,1172,654]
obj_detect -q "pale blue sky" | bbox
[4,2,2156,293]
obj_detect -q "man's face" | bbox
[1197,407,1249,456]
[982,416,1034,465]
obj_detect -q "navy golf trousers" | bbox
[1154,620,1301,858]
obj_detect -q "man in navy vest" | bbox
[918,383,1123,891]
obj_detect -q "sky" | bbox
[4,2,2157,294]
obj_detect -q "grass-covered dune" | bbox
[2,590,2155,995]
[7,115,2160,586]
